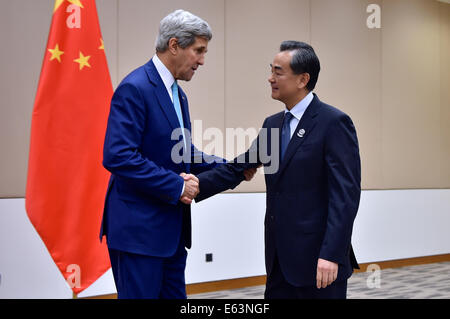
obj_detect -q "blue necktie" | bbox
[281,111,293,161]
[171,80,186,148]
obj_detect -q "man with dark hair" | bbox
[196,41,361,299]
[278,41,320,92]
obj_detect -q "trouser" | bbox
[108,237,187,299]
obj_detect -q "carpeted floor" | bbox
[188,262,450,299]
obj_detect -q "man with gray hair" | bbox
[100,9,255,299]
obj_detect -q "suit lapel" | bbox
[144,59,180,131]
[264,112,284,186]
[178,87,191,173]
[178,87,191,132]
[272,94,321,186]
[144,60,191,172]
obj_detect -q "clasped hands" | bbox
[179,167,259,205]
[179,173,200,205]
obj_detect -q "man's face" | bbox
[268,51,303,106]
[174,37,208,81]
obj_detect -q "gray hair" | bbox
[155,9,212,52]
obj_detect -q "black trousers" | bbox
[264,254,348,299]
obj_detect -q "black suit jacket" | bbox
[196,94,361,287]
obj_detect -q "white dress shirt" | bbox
[152,54,176,103]
[152,54,186,198]
[285,91,314,139]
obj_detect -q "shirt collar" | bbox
[285,91,314,120]
[152,53,175,91]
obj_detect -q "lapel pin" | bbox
[297,129,305,138]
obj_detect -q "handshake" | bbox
[179,167,259,205]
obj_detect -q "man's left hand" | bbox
[316,258,338,289]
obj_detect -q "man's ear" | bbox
[298,73,310,89]
[168,37,178,55]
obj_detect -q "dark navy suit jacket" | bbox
[196,94,361,287]
[100,59,220,257]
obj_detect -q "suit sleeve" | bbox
[195,123,264,202]
[190,143,225,175]
[103,82,184,205]
[319,113,361,265]
[195,161,246,202]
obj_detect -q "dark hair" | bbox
[280,41,320,91]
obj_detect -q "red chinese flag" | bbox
[26,0,112,295]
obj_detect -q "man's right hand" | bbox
[180,173,199,204]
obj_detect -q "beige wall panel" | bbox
[1,1,448,198]
[225,0,310,192]
[382,0,442,188]
[117,0,225,146]
[440,3,450,187]
[310,0,383,189]
[0,0,53,197]
[97,0,118,88]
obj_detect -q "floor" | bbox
[188,261,450,299]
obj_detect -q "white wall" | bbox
[1,189,449,298]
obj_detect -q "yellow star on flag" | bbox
[74,51,91,70]
[98,38,105,50]
[67,0,84,8]
[53,0,64,12]
[54,0,84,13]
[48,44,64,63]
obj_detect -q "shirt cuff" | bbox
[179,181,185,200]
